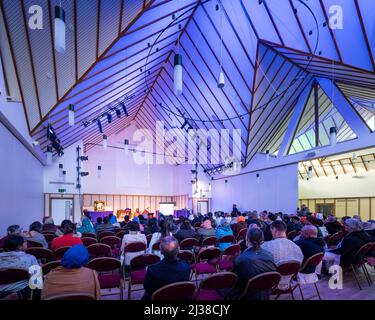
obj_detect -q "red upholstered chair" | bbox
[81,237,98,247]
[53,246,72,260]
[44,293,96,300]
[146,234,153,246]
[272,261,301,300]
[350,242,374,289]
[202,236,217,247]
[127,254,160,300]
[192,247,221,283]
[240,272,281,300]
[177,250,195,265]
[151,282,196,301]
[218,235,235,245]
[195,272,237,300]
[42,260,61,275]
[115,230,125,239]
[151,241,161,253]
[326,231,344,247]
[123,242,147,264]
[297,252,324,300]
[236,228,247,242]
[286,230,297,240]
[100,236,121,257]
[98,231,115,241]
[218,244,241,271]
[43,233,56,244]
[27,240,44,248]
[87,243,112,258]
[81,232,97,239]
[26,247,53,264]
[180,238,198,250]
[87,257,124,300]
[0,269,31,299]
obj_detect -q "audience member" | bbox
[41,244,100,300]
[77,217,96,235]
[96,216,115,233]
[42,217,58,233]
[232,228,276,300]
[326,218,372,268]
[246,211,261,228]
[324,215,343,235]
[143,236,190,300]
[262,220,303,265]
[94,217,103,233]
[25,221,48,248]
[263,213,278,241]
[295,225,325,274]
[216,220,234,251]
[120,215,130,228]
[175,220,196,243]
[0,225,22,249]
[0,236,38,300]
[51,220,83,252]
[197,218,216,244]
[120,221,147,266]
[232,216,248,236]
[148,220,172,257]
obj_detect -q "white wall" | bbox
[211,163,299,214]
[0,122,44,233]
[299,171,375,198]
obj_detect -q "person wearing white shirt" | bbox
[120,221,147,266]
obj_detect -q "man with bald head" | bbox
[142,236,191,300]
[295,225,325,274]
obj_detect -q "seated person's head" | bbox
[267,213,277,222]
[129,221,140,232]
[4,235,26,252]
[246,227,264,250]
[270,220,287,238]
[29,221,43,233]
[160,236,179,260]
[180,220,192,230]
[43,217,55,225]
[61,244,90,269]
[344,218,362,233]
[248,211,257,220]
[97,217,103,224]
[124,215,130,222]
[103,217,109,224]
[207,212,213,218]
[301,225,318,239]
[7,225,21,236]
[291,216,300,224]
[61,220,75,235]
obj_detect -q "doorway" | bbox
[316,203,334,216]
[197,200,209,215]
[50,198,74,225]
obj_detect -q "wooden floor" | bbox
[100,265,375,300]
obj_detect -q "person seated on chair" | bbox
[42,217,58,233]
[120,215,130,229]
[232,215,248,237]
[0,225,22,249]
[263,213,278,241]
[0,236,38,300]
[51,220,83,253]
[120,221,147,266]
[147,220,173,258]
[95,216,115,233]
[142,236,191,300]
[324,215,343,235]
[41,245,100,300]
[232,228,276,300]
[175,220,196,244]
[325,218,372,269]
[286,216,302,234]
[77,217,96,235]
[94,217,103,233]
[25,221,48,248]
[262,220,303,265]
[196,218,216,245]
[216,220,234,251]
[295,225,325,274]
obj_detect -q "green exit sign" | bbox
[58,188,66,193]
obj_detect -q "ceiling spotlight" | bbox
[107,113,112,124]
[80,155,89,161]
[54,5,66,53]
[115,109,121,119]
[80,172,89,177]
[308,166,313,179]
[217,70,225,89]
[121,102,129,117]
[46,145,53,165]
[68,104,75,126]
[173,53,183,96]
[124,139,129,154]
[102,134,107,150]
[330,127,337,146]
[97,119,103,133]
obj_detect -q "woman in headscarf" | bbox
[216,219,234,251]
[42,217,58,233]
[41,244,100,300]
[77,217,95,235]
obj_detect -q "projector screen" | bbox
[159,202,175,216]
